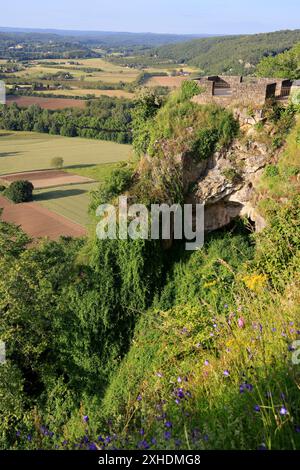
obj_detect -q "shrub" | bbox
[192,128,219,161]
[0,185,6,192]
[5,180,34,203]
[179,80,202,100]
[51,157,64,169]
[222,167,241,183]
[90,166,133,211]
[264,164,279,178]
[291,90,300,105]
[272,136,283,149]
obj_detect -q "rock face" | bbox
[137,126,271,234]
[191,138,270,232]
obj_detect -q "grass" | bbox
[94,225,300,450]
[0,131,131,175]
[34,162,123,226]
[258,115,300,200]
[34,182,97,226]
[66,162,121,182]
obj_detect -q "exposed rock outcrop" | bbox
[192,139,270,231]
[136,125,272,234]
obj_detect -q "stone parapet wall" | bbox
[193,75,291,108]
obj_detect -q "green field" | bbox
[67,161,123,181]
[0,131,132,175]
[0,131,131,226]
[34,182,98,226]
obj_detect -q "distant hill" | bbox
[153,29,300,75]
[0,27,210,47]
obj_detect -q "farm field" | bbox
[0,131,131,174]
[6,95,87,109]
[0,194,87,239]
[145,76,188,87]
[13,59,140,83]
[0,169,94,189]
[34,182,97,226]
[39,57,138,73]
[36,88,135,99]
[66,161,123,181]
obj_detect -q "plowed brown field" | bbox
[0,195,86,240]
[1,169,94,189]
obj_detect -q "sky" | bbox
[1,0,300,35]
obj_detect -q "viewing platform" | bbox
[192,75,293,107]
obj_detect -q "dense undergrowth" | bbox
[0,83,299,450]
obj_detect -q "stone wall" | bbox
[193,75,290,108]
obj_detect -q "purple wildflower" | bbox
[223,370,230,377]
[165,421,172,428]
[258,443,267,450]
[138,440,150,450]
[254,405,261,412]
[279,407,288,416]
[83,415,89,423]
[137,395,142,402]
[164,431,171,440]
[89,443,97,450]
[204,360,209,366]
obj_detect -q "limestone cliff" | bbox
[136,121,274,233]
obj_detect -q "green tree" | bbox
[256,43,300,79]
[5,180,34,204]
[51,157,64,169]
[132,89,163,156]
